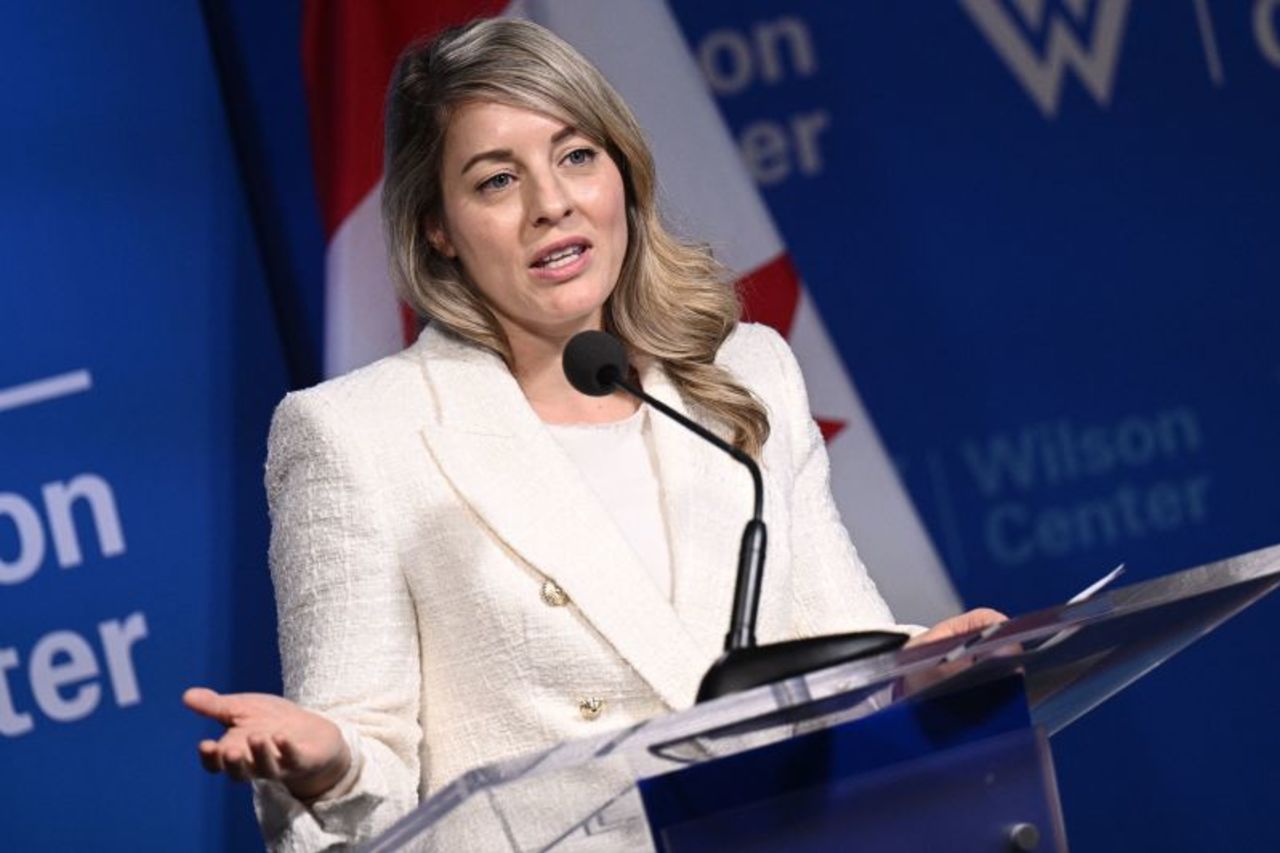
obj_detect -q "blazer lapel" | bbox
[413,327,708,709]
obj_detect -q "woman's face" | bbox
[431,100,629,343]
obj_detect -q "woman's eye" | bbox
[478,172,513,192]
[564,147,597,166]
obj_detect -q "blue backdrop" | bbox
[0,3,288,849]
[669,3,1280,850]
[1,1,1276,850]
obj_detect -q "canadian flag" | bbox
[301,0,959,624]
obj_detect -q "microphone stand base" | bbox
[696,631,908,703]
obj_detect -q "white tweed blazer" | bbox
[252,322,902,850]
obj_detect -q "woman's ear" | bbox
[426,220,457,259]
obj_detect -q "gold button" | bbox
[540,579,569,607]
[577,696,606,721]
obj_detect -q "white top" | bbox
[546,405,673,599]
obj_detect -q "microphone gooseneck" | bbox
[564,331,764,522]
[562,330,906,702]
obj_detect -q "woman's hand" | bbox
[904,607,1008,650]
[896,608,1009,698]
[183,687,351,801]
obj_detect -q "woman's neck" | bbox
[505,318,639,425]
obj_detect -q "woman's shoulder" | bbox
[716,321,800,391]
[271,342,430,439]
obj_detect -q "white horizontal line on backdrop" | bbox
[0,369,93,414]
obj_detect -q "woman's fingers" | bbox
[905,608,1010,653]
[960,607,1008,630]
[199,730,267,783]
[275,732,307,773]
[185,689,344,790]
[198,739,224,774]
[249,735,283,780]
[223,745,254,783]
[183,687,236,726]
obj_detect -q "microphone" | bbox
[563,331,906,702]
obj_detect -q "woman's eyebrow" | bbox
[460,126,581,176]
[461,148,513,176]
[549,125,577,145]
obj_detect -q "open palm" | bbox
[183,687,350,801]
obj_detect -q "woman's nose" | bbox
[527,173,572,226]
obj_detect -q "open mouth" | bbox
[531,242,589,269]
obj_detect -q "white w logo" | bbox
[960,0,1132,118]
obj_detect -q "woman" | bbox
[184,18,1001,849]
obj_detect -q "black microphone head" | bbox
[563,331,627,397]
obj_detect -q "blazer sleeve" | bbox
[755,326,918,638]
[251,390,423,851]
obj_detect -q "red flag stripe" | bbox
[736,252,801,338]
[735,253,845,441]
[301,0,508,238]
[816,418,847,442]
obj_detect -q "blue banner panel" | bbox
[0,3,287,850]
[669,1,1280,850]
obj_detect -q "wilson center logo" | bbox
[960,0,1132,118]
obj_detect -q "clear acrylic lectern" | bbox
[361,544,1280,852]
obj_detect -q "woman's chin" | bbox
[501,304,606,343]
[533,293,611,331]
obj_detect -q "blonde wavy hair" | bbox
[382,18,769,456]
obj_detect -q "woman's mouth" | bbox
[533,244,586,269]
[529,242,591,281]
